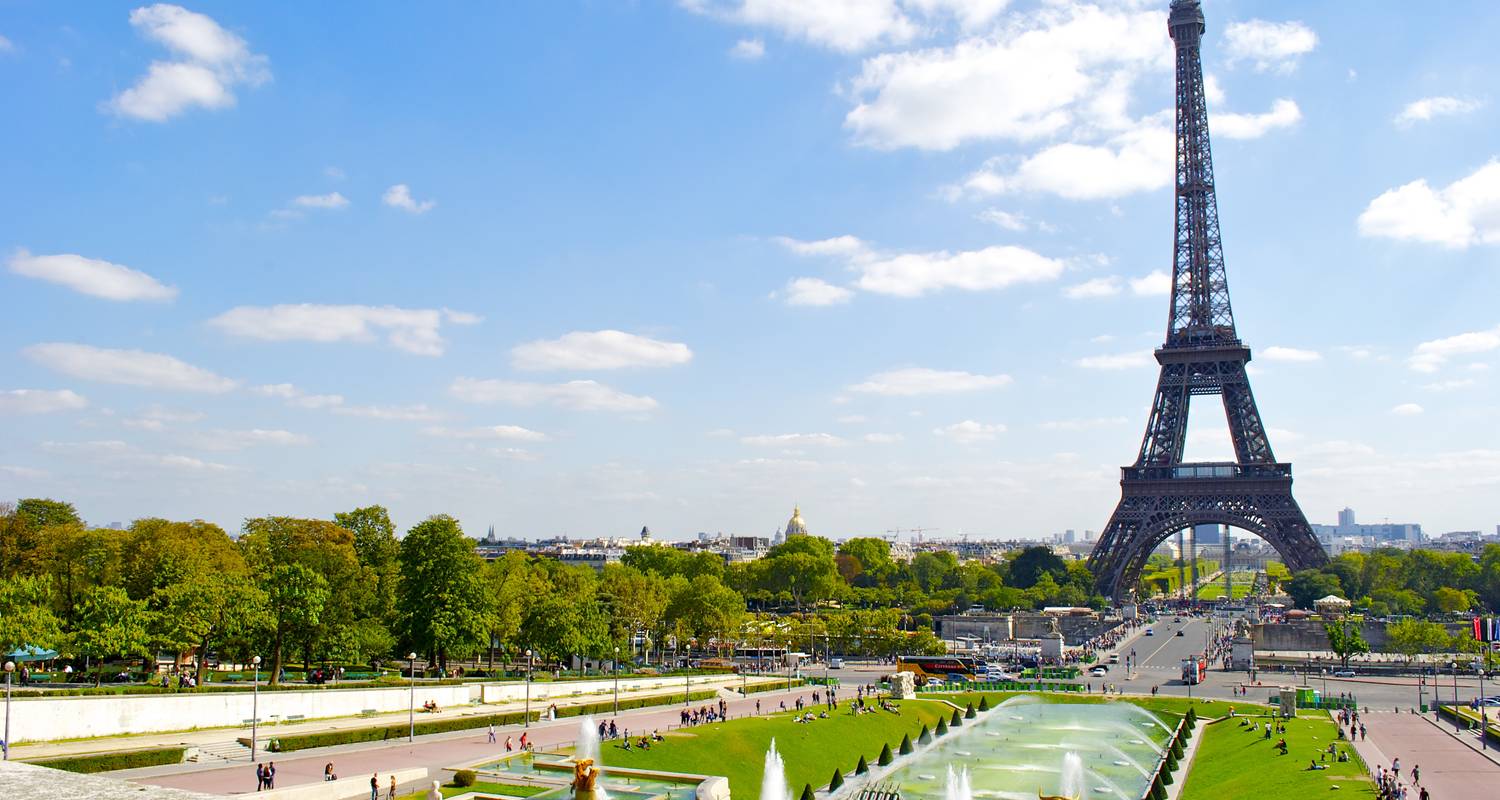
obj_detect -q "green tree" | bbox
[259,563,330,683]
[1008,546,1067,589]
[0,574,63,652]
[666,574,745,654]
[1386,618,1451,662]
[72,586,149,686]
[334,505,401,625]
[1323,619,1369,669]
[396,515,490,671]
[600,564,669,656]
[2,498,82,576]
[1430,587,1473,614]
[240,516,366,672]
[523,563,610,664]
[121,518,250,675]
[1284,570,1344,609]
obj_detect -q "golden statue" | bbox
[572,759,601,799]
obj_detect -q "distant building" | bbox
[785,505,810,537]
[1338,507,1357,528]
[1193,523,1221,545]
[640,525,653,542]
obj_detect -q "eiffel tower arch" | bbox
[1086,0,1327,601]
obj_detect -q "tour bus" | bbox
[896,656,981,683]
[733,645,789,672]
[1181,655,1206,685]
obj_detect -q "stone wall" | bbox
[5,675,744,743]
[938,613,1120,646]
[1251,620,1473,652]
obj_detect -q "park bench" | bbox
[359,708,378,718]
[285,714,306,723]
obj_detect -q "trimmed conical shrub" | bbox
[1152,778,1167,800]
[1161,768,1174,786]
[899,733,914,755]
[829,770,844,792]
[918,724,932,744]
[936,717,949,736]
[965,702,977,719]
[1185,705,1196,723]
[1171,737,1184,759]
[950,709,963,727]
[878,743,894,766]
[800,784,815,800]
[855,755,869,775]
[978,696,991,712]
[1165,750,1179,773]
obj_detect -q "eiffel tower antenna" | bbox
[1086,0,1327,601]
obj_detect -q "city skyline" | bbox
[3,1,1500,539]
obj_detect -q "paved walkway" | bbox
[130,683,830,796]
[1345,711,1500,799]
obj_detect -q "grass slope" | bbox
[590,701,950,798]
[1179,714,1376,800]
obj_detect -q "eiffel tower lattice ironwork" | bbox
[1086,0,1327,601]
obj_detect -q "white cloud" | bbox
[123,406,204,430]
[775,235,872,259]
[1223,19,1317,73]
[777,234,1063,297]
[24,343,237,393]
[0,389,89,415]
[1129,270,1171,296]
[687,0,916,53]
[382,184,436,214]
[186,428,311,451]
[331,404,442,422]
[1261,346,1321,363]
[1390,403,1424,416]
[1063,276,1122,299]
[844,4,1168,150]
[1358,161,1500,249]
[450,377,658,413]
[1213,98,1301,140]
[107,4,270,122]
[208,304,480,356]
[850,367,1011,396]
[835,415,868,424]
[976,209,1030,231]
[953,119,1174,201]
[511,330,692,370]
[0,466,48,480]
[1076,350,1153,370]
[782,277,853,306]
[0,34,13,53]
[253,383,346,409]
[1408,325,1500,372]
[933,419,1006,443]
[729,38,765,59]
[8,249,178,302]
[1202,73,1226,106]
[856,245,1064,296]
[292,192,349,209]
[740,432,845,447]
[1395,96,1483,128]
[423,425,548,442]
[1422,378,1476,392]
[863,432,903,444]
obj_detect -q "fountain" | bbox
[573,716,609,800]
[761,739,789,800]
[944,765,974,800]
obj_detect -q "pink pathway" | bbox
[139,684,836,796]
[1348,711,1499,800]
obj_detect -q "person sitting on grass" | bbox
[638,736,651,750]
[1275,738,1288,756]
[621,737,632,751]
[652,730,663,742]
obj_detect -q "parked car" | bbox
[1145,628,1155,636]
[1090,666,1108,677]
[1108,654,1120,664]
[1332,670,1356,678]
[926,677,946,687]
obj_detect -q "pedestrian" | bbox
[325,762,336,781]
[255,763,266,791]
[1392,757,1401,779]
[389,775,398,800]
[371,773,380,800]
[506,735,513,751]
[488,723,496,743]
[268,761,277,789]
[1412,764,1420,784]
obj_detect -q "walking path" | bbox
[130,684,829,797]
[1345,711,1500,799]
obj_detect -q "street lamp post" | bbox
[408,653,417,742]
[1452,661,1461,733]
[250,656,262,762]
[613,646,620,716]
[524,650,533,727]
[1477,665,1488,750]
[3,661,14,761]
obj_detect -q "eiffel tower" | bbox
[1086,0,1327,601]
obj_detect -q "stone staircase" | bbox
[189,739,251,763]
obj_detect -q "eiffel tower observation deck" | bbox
[1086,0,1328,601]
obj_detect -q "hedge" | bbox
[741,679,805,695]
[249,690,722,752]
[31,747,186,774]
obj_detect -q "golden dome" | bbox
[786,505,809,537]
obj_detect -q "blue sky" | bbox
[2,1,1499,540]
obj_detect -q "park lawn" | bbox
[1178,714,1377,800]
[586,701,952,799]
[1197,580,1253,600]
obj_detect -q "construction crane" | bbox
[909,526,939,543]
